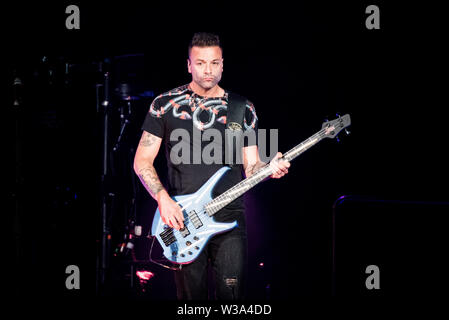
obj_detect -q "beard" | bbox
[196,74,221,90]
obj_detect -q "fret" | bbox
[283,131,325,162]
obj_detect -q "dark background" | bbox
[6,0,448,303]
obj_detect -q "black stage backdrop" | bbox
[5,0,448,304]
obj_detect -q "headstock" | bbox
[321,114,351,139]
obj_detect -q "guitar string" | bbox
[160,122,345,240]
[163,128,330,239]
[164,135,324,239]
[204,127,330,209]
[204,126,332,211]
[205,118,347,211]
[161,158,273,239]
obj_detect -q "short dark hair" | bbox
[188,32,222,58]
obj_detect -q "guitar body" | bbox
[151,166,237,264]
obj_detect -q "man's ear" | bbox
[187,58,192,74]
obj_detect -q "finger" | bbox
[174,203,184,221]
[168,216,176,229]
[272,163,283,176]
[271,169,283,178]
[276,162,288,173]
[278,161,289,173]
[273,169,282,177]
[162,216,171,227]
[177,215,185,229]
[176,211,185,229]
[171,217,181,230]
[276,170,286,177]
[178,208,185,221]
[176,209,185,228]
[166,219,174,229]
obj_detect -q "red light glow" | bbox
[136,270,154,281]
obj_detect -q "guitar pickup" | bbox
[160,228,176,247]
[188,210,203,229]
[179,226,190,238]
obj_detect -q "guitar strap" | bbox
[225,92,247,167]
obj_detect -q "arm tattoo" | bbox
[139,132,159,147]
[137,165,164,199]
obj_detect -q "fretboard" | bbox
[204,127,329,216]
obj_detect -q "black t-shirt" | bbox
[141,84,258,211]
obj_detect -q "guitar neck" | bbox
[205,127,328,216]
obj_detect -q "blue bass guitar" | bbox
[151,115,351,264]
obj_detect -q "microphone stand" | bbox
[13,71,24,295]
[112,99,132,152]
[98,66,113,294]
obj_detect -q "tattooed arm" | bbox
[242,145,290,179]
[134,131,165,198]
[134,131,184,229]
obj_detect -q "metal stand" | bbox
[13,72,24,296]
[98,69,112,292]
[94,55,154,295]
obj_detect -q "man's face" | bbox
[188,46,223,90]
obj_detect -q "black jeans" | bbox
[174,209,248,300]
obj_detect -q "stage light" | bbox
[136,270,154,282]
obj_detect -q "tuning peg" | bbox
[336,113,341,118]
[345,128,351,135]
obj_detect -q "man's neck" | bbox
[189,82,224,98]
